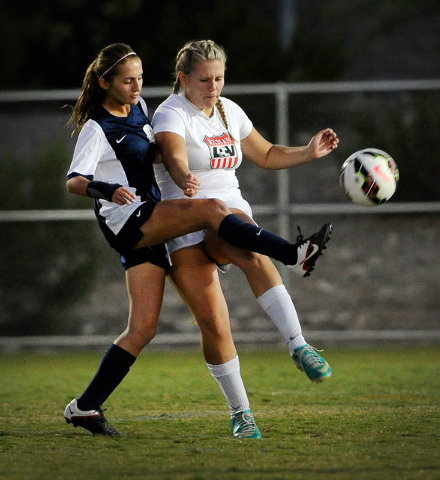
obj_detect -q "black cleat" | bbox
[288,223,333,277]
[64,398,120,437]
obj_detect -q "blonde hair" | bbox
[67,43,139,135]
[173,40,232,136]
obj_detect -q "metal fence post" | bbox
[275,84,291,286]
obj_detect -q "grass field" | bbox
[0,346,439,480]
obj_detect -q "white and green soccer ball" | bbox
[340,148,399,206]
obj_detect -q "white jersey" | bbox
[152,93,253,200]
[152,93,254,255]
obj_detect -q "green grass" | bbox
[0,347,439,480]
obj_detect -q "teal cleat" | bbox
[292,344,332,383]
[231,409,262,439]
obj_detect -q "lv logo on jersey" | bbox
[204,133,238,169]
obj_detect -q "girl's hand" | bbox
[308,128,339,158]
[183,173,200,197]
[113,187,137,205]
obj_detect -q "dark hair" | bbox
[67,43,139,134]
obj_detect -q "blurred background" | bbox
[0,0,439,348]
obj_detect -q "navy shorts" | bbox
[97,202,171,271]
[120,244,170,271]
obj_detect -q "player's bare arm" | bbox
[66,175,136,205]
[155,131,200,197]
[241,127,339,170]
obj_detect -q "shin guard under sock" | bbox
[257,285,306,353]
[77,344,136,411]
[218,214,297,265]
[207,356,250,414]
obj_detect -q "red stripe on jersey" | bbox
[210,157,238,169]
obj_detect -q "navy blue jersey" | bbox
[67,97,161,235]
[91,103,160,204]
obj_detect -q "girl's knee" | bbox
[126,323,157,349]
[233,250,265,266]
[199,318,231,340]
[206,198,229,215]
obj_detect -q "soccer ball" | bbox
[339,148,399,206]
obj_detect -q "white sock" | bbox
[257,284,306,354]
[207,356,250,415]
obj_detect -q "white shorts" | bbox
[166,194,253,256]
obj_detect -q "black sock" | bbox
[77,344,136,411]
[218,214,297,265]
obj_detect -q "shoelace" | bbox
[302,347,325,368]
[294,225,314,276]
[296,225,305,243]
[234,412,257,433]
[98,409,119,433]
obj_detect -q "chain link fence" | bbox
[1,81,439,348]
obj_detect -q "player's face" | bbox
[179,60,225,117]
[101,59,143,114]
